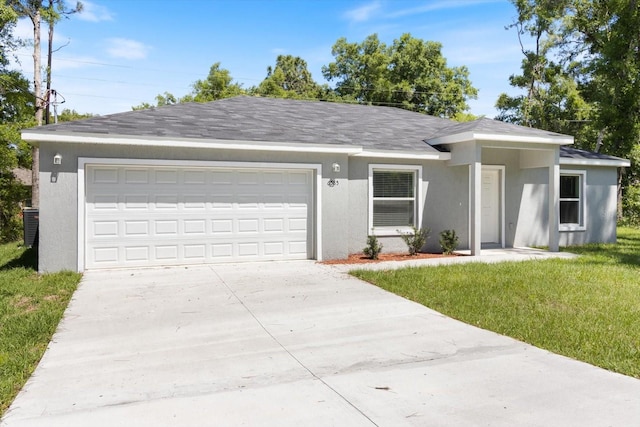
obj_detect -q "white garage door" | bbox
[85,165,313,269]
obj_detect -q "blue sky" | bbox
[12,0,526,117]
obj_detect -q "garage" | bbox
[83,163,314,269]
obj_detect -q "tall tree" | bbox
[42,0,82,124]
[0,4,33,240]
[322,33,477,117]
[498,0,640,220]
[183,62,245,102]
[8,0,81,208]
[253,55,322,99]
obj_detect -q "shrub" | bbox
[622,183,640,226]
[398,226,430,255]
[363,234,383,260]
[439,229,459,255]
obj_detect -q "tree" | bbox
[322,33,478,117]
[0,4,33,241]
[42,0,82,124]
[497,0,640,220]
[496,0,596,147]
[185,62,245,102]
[8,0,82,208]
[253,55,322,99]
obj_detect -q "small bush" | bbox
[398,226,430,255]
[363,234,383,260]
[439,229,459,255]
[622,183,640,227]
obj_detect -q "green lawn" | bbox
[352,227,640,379]
[0,243,81,417]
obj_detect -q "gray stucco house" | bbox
[22,96,629,273]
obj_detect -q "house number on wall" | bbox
[327,179,339,187]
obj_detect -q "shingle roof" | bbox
[425,117,569,140]
[26,96,456,153]
[26,96,626,165]
[559,146,629,163]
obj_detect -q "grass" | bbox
[0,242,81,417]
[352,227,640,379]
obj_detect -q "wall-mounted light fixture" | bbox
[332,162,340,173]
[53,153,62,165]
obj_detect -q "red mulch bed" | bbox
[321,252,462,265]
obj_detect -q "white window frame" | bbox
[559,169,586,231]
[368,164,422,236]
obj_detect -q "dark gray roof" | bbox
[560,146,628,163]
[31,96,623,163]
[27,96,457,153]
[425,117,569,141]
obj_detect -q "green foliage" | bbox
[252,55,322,99]
[353,227,640,379]
[0,241,81,416]
[188,62,245,102]
[322,33,477,117]
[439,229,459,255]
[398,226,429,255]
[362,234,383,260]
[498,0,640,221]
[621,184,640,226]
[56,108,93,122]
[133,63,246,109]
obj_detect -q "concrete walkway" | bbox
[2,259,639,426]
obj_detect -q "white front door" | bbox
[481,169,500,244]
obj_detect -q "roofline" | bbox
[428,131,574,146]
[351,149,450,160]
[560,157,631,167]
[21,131,364,155]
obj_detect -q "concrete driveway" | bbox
[2,261,639,426]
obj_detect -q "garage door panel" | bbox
[85,166,313,269]
[124,169,149,184]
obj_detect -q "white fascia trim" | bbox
[23,132,363,155]
[429,131,574,146]
[352,149,450,160]
[560,158,630,167]
[77,157,324,272]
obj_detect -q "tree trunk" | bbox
[31,9,41,208]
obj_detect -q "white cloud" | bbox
[343,1,381,23]
[106,38,151,60]
[77,1,114,22]
[389,0,503,19]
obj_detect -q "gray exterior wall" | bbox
[480,146,619,248]
[38,141,621,273]
[559,165,618,245]
[38,142,352,272]
[480,148,618,248]
[347,157,469,255]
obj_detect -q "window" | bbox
[369,165,421,234]
[559,170,586,230]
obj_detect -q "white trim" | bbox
[25,132,362,155]
[560,157,630,167]
[351,149,450,160]
[429,131,573,146]
[482,165,506,248]
[77,157,323,272]
[559,169,587,232]
[367,164,423,236]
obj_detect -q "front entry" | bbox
[481,168,502,245]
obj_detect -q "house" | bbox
[21,96,629,273]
